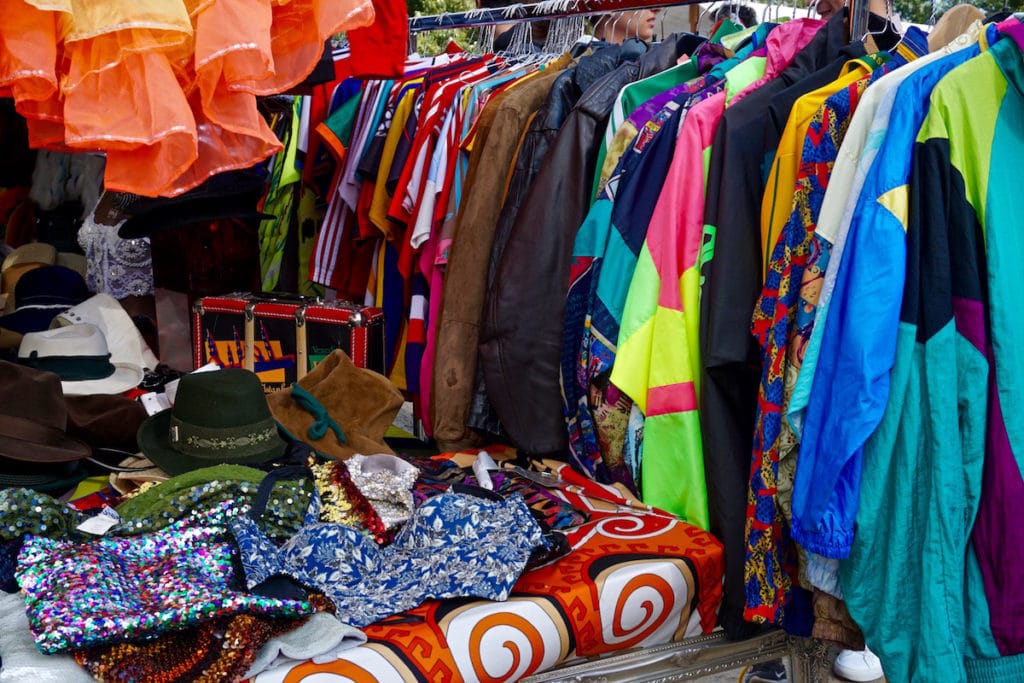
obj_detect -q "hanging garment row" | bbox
[250,3,1023,681]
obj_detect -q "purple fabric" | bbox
[624,43,726,131]
[976,384,1024,655]
[953,296,986,354]
[957,294,1024,655]
[999,20,1024,54]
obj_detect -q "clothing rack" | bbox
[408,0,706,33]
[410,0,877,45]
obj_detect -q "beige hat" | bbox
[55,252,88,281]
[109,455,170,495]
[1,243,88,304]
[1,243,56,273]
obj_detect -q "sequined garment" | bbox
[232,492,545,627]
[311,460,390,545]
[745,74,874,625]
[74,594,332,683]
[16,504,315,654]
[346,454,418,530]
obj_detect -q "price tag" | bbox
[76,506,123,536]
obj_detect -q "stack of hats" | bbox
[0,242,87,309]
[0,242,91,349]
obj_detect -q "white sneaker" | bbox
[832,647,884,682]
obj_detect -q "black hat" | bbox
[0,266,90,336]
[117,169,275,239]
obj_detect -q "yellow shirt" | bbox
[369,80,422,238]
[759,56,886,275]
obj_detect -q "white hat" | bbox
[52,293,159,370]
[18,323,144,396]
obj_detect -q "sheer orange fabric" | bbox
[0,0,375,197]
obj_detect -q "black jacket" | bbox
[478,35,703,455]
[467,43,634,436]
[699,11,864,639]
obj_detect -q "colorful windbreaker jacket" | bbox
[560,26,775,487]
[834,30,1024,683]
[744,56,889,627]
[609,19,825,529]
[793,32,990,559]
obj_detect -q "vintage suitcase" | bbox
[192,293,386,392]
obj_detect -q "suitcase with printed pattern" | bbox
[192,293,386,393]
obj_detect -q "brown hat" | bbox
[268,350,403,460]
[0,360,91,464]
[65,393,149,453]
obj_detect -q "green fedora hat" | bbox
[137,368,286,476]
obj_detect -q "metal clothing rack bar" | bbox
[849,0,872,47]
[408,0,706,33]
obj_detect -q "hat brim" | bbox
[60,363,145,396]
[0,430,92,464]
[0,306,69,335]
[0,459,90,492]
[118,211,275,240]
[137,408,288,477]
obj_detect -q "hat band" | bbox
[0,414,68,448]
[168,415,279,460]
[20,354,116,381]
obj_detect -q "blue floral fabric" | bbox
[231,491,545,627]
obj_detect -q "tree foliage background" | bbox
[895,0,1022,23]
[407,0,477,55]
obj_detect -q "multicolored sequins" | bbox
[16,504,314,653]
[310,460,390,544]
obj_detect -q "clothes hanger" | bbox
[696,2,717,35]
[860,0,897,42]
[608,10,626,42]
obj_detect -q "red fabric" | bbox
[347,0,408,79]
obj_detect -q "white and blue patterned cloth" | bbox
[231,491,545,627]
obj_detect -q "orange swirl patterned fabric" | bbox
[250,497,724,683]
[0,0,375,197]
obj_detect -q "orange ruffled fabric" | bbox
[0,0,374,197]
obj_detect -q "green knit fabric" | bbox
[0,465,312,543]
